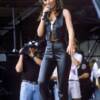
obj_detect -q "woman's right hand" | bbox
[37,5,51,37]
[43,5,51,13]
[41,5,51,20]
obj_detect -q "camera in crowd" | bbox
[24,40,39,49]
[20,40,39,56]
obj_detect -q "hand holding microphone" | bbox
[41,5,51,20]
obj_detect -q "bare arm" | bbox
[63,9,76,55]
[96,78,100,88]
[79,73,89,79]
[15,55,23,73]
[37,19,45,37]
[29,48,42,65]
[37,5,50,37]
[33,56,42,65]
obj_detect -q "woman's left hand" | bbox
[66,43,76,55]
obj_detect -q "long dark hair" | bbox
[55,0,63,13]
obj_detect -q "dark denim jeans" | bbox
[38,41,71,100]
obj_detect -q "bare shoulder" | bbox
[63,9,71,18]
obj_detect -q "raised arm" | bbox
[37,5,50,37]
[15,48,23,73]
[15,54,23,73]
[33,56,42,65]
[28,48,42,65]
[37,18,45,37]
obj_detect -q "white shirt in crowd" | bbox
[91,61,100,81]
[69,52,83,81]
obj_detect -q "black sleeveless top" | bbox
[45,12,68,43]
[21,55,40,82]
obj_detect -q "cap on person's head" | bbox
[27,40,39,49]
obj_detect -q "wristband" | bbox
[19,52,23,55]
[41,16,45,20]
[41,12,47,21]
